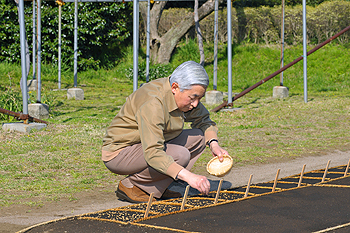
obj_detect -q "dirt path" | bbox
[1,150,349,233]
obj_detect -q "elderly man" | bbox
[102,61,229,203]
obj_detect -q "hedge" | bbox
[156,0,350,46]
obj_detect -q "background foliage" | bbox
[158,0,350,46]
[0,0,132,69]
[0,0,349,70]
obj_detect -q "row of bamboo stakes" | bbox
[144,159,350,218]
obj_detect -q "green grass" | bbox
[0,42,350,207]
[170,41,350,95]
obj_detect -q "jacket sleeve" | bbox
[184,102,218,144]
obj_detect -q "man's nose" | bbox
[191,99,199,108]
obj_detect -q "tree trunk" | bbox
[140,0,221,64]
[195,0,205,66]
[140,1,167,63]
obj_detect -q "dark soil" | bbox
[2,150,349,233]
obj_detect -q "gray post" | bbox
[37,0,42,102]
[32,0,36,80]
[74,0,78,87]
[19,0,28,115]
[280,0,285,86]
[146,0,150,83]
[58,3,62,89]
[302,0,308,103]
[213,0,218,90]
[227,0,232,105]
[133,0,139,91]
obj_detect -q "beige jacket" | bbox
[102,77,218,179]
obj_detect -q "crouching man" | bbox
[102,61,229,203]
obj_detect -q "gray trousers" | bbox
[104,129,206,198]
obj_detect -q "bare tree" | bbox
[140,0,221,64]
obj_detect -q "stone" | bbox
[27,79,37,91]
[28,103,49,119]
[221,107,241,112]
[67,88,84,100]
[2,122,47,133]
[205,90,223,105]
[273,86,289,98]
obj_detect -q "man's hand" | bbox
[209,141,229,162]
[177,168,210,195]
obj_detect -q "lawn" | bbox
[1,43,350,207]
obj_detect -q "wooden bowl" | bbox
[206,154,233,177]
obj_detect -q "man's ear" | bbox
[171,82,179,94]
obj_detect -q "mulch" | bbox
[18,164,350,233]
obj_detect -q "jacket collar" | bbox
[164,76,179,113]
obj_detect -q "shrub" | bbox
[154,1,350,46]
[125,63,172,82]
[0,84,22,121]
[0,0,133,70]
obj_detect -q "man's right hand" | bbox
[177,168,210,195]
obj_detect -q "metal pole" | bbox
[302,0,307,103]
[133,0,139,91]
[0,108,49,124]
[227,0,232,105]
[64,0,191,2]
[58,3,62,89]
[211,24,350,112]
[19,0,28,115]
[146,0,150,83]
[280,0,285,86]
[74,0,78,87]
[213,0,218,90]
[37,0,42,102]
[32,0,36,80]
[64,0,211,2]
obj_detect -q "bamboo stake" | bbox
[180,185,190,211]
[244,174,253,198]
[313,221,350,233]
[214,179,223,204]
[144,193,154,218]
[344,159,350,177]
[298,164,306,187]
[321,160,331,183]
[272,169,280,192]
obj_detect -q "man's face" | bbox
[171,83,206,112]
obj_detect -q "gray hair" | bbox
[169,61,209,91]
